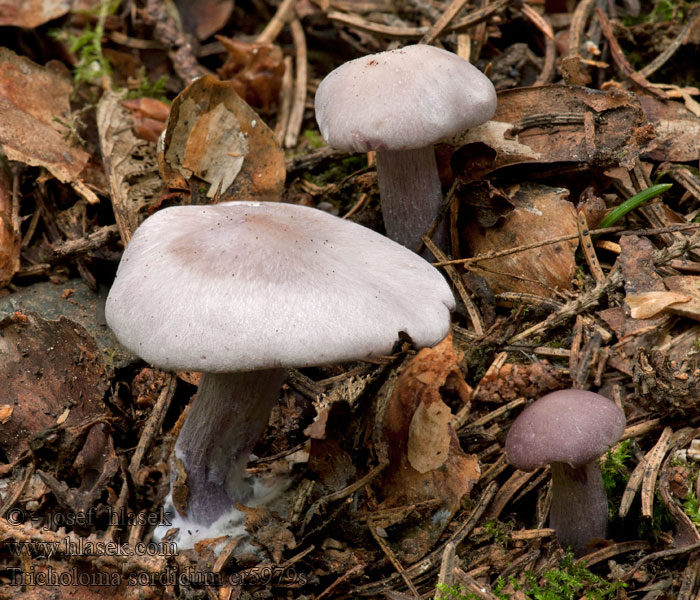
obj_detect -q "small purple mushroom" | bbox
[505,389,626,556]
[314,44,496,253]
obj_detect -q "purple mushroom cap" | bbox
[505,389,626,471]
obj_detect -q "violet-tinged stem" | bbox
[173,369,285,526]
[549,461,609,556]
[375,146,448,254]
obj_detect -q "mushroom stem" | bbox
[375,147,448,253]
[173,369,286,525]
[549,461,608,556]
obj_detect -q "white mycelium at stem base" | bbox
[105,200,455,548]
[171,370,285,526]
[315,44,497,252]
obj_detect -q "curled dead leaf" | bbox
[121,97,170,144]
[216,36,285,113]
[159,75,285,201]
[463,183,578,297]
[375,335,478,562]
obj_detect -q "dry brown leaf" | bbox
[159,75,285,201]
[407,399,452,473]
[376,335,478,562]
[0,312,108,462]
[97,91,164,244]
[307,401,357,491]
[176,0,234,40]
[459,180,514,228]
[449,85,655,181]
[639,95,700,162]
[626,291,691,319]
[216,36,285,113]
[120,97,170,143]
[0,404,12,424]
[463,183,578,297]
[0,0,71,28]
[56,407,70,425]
[0,48,89,183]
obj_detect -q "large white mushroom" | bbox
[105,200,455,547]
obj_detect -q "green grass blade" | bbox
[596,183,672,230]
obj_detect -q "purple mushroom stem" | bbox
[375,147,449,253]
[548,461,610,556]
[172,369,285,524]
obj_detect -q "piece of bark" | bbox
[449,85,655,181]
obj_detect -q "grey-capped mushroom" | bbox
[505,389,626,556]
[314,44,497,252]
[105,200,455,547]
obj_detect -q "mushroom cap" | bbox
[105,201,455,372]
[505,390,626,471]
[314,44,497,153]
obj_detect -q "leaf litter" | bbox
[2,1,700,599]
